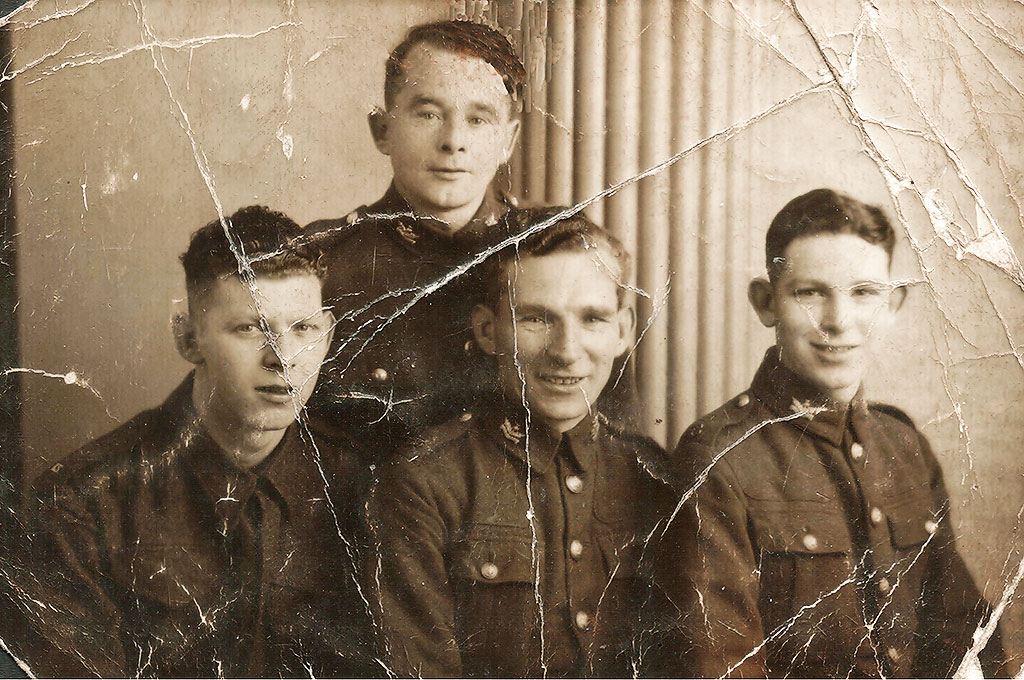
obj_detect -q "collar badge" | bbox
[500,418,525,444]
[790,397,828,419]
[396,222,419,244]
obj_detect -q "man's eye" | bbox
[794,288,823,299]
[468,116,489,126]
[235,323,260,334]
[417,110,440,120]
[852,285,885,297]
[585,314,611,324]
[519,315,547,325]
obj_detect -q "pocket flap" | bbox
[749,508,854,554]
[885,496,938,548]
[595,530,642,578]
[451,526,539,584]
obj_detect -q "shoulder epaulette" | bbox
[869,402,917,429]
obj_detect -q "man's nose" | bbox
[261,332,297,371]
[439,117,468,153]
[819,292,855,335]
[546,322,584,365]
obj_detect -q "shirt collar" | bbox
[749,347,866,447]
[163,374,314,525]
[369,182,513,254]
[479,393,601,474]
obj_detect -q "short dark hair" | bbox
[181,205,325,305]
[766,188,896,279]
[481,208,632,309]
[384,20,526,110]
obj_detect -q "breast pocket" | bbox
[883,488,939,551]
[748,506,857,634]
[448,525,541,663]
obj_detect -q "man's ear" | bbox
[172,312,204,365]
[748,277,778,328]
[320,308,336,357]
[368,107,390,156]
[501,117,521,164]
[614,305,636,357]
[471,304,498,355]
[887,283,908,313]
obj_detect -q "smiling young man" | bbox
[668,189,1004,678]
[305,20,528,461]
[367,210,677,677]
[17,207,377,677]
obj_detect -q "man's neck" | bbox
[192,379,285,470]
[394,187,485,234]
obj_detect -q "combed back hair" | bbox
[384,20,526,110]
[481,208,632,309]
[181,205,325,306]
[766,188,896,279]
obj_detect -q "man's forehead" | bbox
[776,234,893,282]
[503,249,623,300]
[199,272,323,310]
[397,42,510,103]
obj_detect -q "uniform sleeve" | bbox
[366,456,461,678]
[913,432,1008,678]
[18,474,127,677]
[669,431,768,679]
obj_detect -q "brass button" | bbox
[887,647,900,662]
[870,507,885,526]
[574,611,590,630]
[850,442,864,460]
[344,211,358,225]
[736,393,750,407]
[480,562,498,580]
[802,534,819,551]
[464,340,474,353]
[878,576,891,593]
[924,519,938,534]
[565,475,584,494]
[459,412,473,422]
[372,367,389,382]
[569,540,584,559]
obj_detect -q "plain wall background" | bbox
[7,0,1024,669]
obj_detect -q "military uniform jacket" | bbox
[16,376,376,678]
[305,184,521,459]
[368,395,676,678]
[669,349,1004,678]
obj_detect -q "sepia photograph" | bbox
[0,0,1022,676]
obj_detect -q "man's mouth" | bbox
[811,343,858,355]
[540,375,584,387]
[430,167,468,177]
[256,385,291,396]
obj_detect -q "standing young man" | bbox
[669,189,1005,678]
[368,211,678,677]
[306,20,526,459]
[16,207,377,677]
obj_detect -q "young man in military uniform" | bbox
[15,207,377,677]
[305,20,527,460]
[368,211,678,677]
[669,188,1005,678]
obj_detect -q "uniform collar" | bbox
[478,394,601,475]
[159,373,313,526]
[368,182,514,255]
[749,347,867,447]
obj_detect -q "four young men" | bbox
[11,19,1005,680]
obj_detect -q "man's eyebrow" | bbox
[511,303,550,316]
[468,101,498,116]
[409,95,443,108]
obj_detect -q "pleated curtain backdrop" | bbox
[451,0,767,447]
